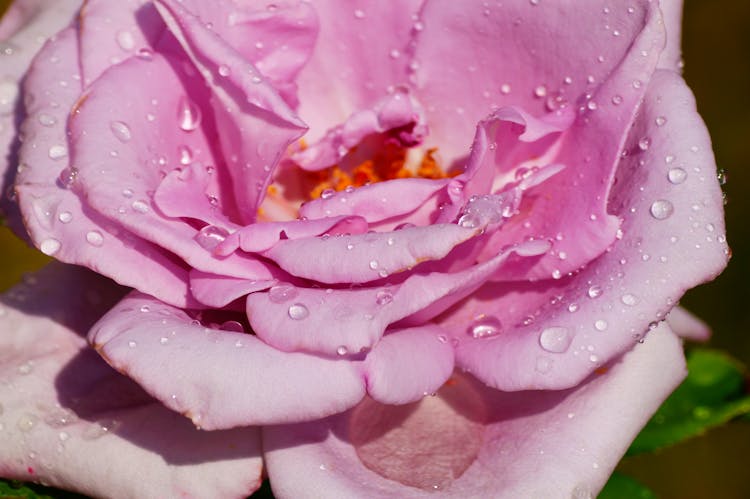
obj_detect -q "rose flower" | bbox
[0,0,728,497]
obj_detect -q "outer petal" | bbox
[295,0,424,141]
[447,70,728,391]
[263,325,686,498]
[0,0,81,235]
[15,29,194,307]
[658,0,684,71]
[413,0,665,161]
[89,293,367,428]
[0,264,263,498]
[666,305,711,342]
[155,0,307,223]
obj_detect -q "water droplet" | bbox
[468,315,503,339]
[37,113,57,127]
[369,260,379,270]
[637,137,650,151]
[131,200,150,213]
[288,303,309,320]
[0,79,19,115]
[17,361,33,375]
[177,96,202,131]
[539,326,572,353]
[110,121,132,142]
[44,408,78,428]
[58,211,73,223]
[17,414,38,432]
[500,83,511,94]
[40,238,61,255]
[116,30,135,51]
[336,346,348,356]
[376,290,393,305]
[567,303,579,313]
[48,144,68,160]
[621,294,638,306]
[320,188,335,199]
[650,199,674,220]
[217,64,231,77]
[57,166,78,188]
[269,284,298,303]
[611,95,623,105]
[353,8,365,18]
[160,336,169,345]
[534,85,547,98]
[219,320,244,333]
[86,230,104,247]
[457,192,520,229]
[193,225,229,250]
[128,340,137,348]
[655,116,667,126]
[587,285,603,299]
[594,319,608,331]
[667,167,687,184]
[389,49,401,59]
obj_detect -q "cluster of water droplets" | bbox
[457,190,521,230]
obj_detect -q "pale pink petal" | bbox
[215,215,369,255]
[296,0,424,141]
[261,223,479,284]
[413,0,665,162]
[155,0,307,223]
[77,0,164,86]
[89,293,367,428]
[364,325,454,405]
[246,242,547,356]
[444,70,728,391]
[666,305,711,342]
[167,0,318,107]
[0,264,263,498]
[0,0,80,235]
[299,178,450,226]
[189,270,276,309]
[15,29,194,307]
[264,324,685,498]
[292,89,426,171]
[658,0,685,71]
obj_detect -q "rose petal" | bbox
[292,88,426,171]
[364,325,454,405]
[155,0,307,223]
[657,0,684,71]
[0,0,81,236]
[189,269,276,309]
[0,264,263,498]
[246,241,547,356]
[666,306,711,342]
[413,0,664,161]
[295,0,423,141]
[299,178,450,226]
[167,0,318,107]
[445,70,728,391]
[261,223,479,284]
[89,293,367,428]
[15,29,195,307]
[263,324,685,498]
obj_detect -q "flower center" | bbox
[305,143,453,200]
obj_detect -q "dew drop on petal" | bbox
[48,145,68,160]
[375,290,393,306]
[655,116,667,127]
[110,121,132,142]
[621,293,638,306]
[587,285,603,299]
[58,211,72,223]
[86,230,104,247]
[288,303,309,320]
[40,238,61,256]
[594,319,608,331]
[637,137,650,151]
[650,199,674,220]
[539,326,572,353]
[468,315,503,339]
[57,166,78,188]
[177,96,202,131]
[194,225,229,250]
[269,284,298,303]
[667,167,687,184]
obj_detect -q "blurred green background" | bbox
[0,0,748,498]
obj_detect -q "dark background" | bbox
[0,1,748,497]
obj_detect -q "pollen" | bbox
[307,144,455,200]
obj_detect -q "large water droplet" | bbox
[57,166,78,188]
[457,192,520,229]
[269,284,298,303]
[40,238,61,256]
[110,121,132,142]
[539,326,572,353]
[288,303,309,320]
[116,30,135,51]
[587,285,603,299]
[177,96,202,131]
[667,167,687,184]
[86,230,104,247]
[48,145,68,160]
[468,315,503,339]
[650,199,674,220]
[194,225,229,250]
[375,290,393,306]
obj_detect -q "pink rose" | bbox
[0,0,728,497]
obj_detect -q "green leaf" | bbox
[0,480,54,499]
[628,349,750,455]
[598,473,658,499]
